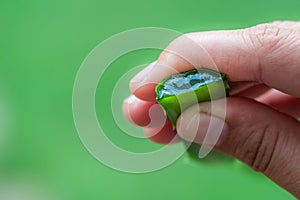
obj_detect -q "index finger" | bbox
[130,21,300,101]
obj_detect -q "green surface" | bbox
[156,68,229,126]
[0,0,299,199]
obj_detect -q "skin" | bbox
[123,21,300,198]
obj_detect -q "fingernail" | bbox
[177,112,228,147]
[122,95,136,124]
[130,61,179,93]
[123,94,136,105]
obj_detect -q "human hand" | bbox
[123,21,300,198]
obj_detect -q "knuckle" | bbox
[243,22,299,81]
[234,124,279,173]
[244,23,292,52]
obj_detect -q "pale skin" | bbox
[123,21,300,198]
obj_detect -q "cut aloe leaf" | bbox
[156,68,229,127]
[155,68,230,161]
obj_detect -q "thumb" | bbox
[177,97,300,198]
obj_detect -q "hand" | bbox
[123,21,300,198]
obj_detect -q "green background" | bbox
[1,0,299,199]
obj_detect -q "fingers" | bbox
[122,89,300,144]
[231,83,270,98]
[122,95,166,127]
[130,21,300,101]
[176,97,300,198]
[123,95,154,126]
[256,89,300,118]
[144,120,180,144]
[123,95,179,144]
